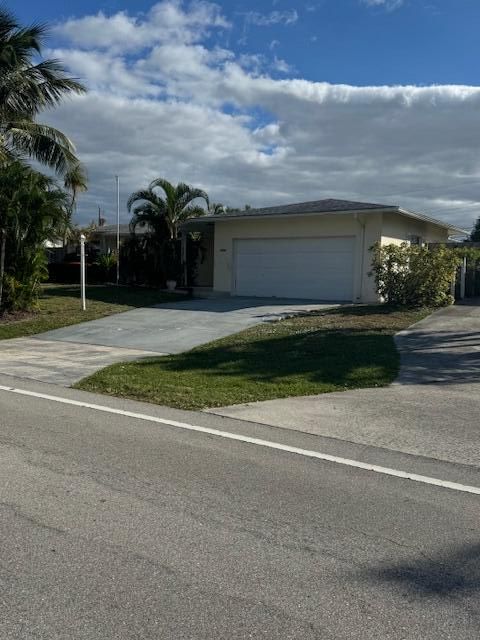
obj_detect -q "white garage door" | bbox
[233,237,355,301]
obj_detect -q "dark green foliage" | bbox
[370,242,460,308]
[0,161,70,311]
[470,218,480,242]
[95,253,117,282]
[119,233,201,287]
[2,249,49,311]
[452,245,480,297]
[127,177,208,286]
[128,178,208,241]
[0,8,87,311]
[120,233,166,286]
[0,7,85,173]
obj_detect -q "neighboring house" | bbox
[184,198,467,303]
[90,224,149,254]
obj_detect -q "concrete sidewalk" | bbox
[207,302,480,467]
[0,338,160,386]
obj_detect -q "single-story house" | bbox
[90,223,149,254]
[184,198,467,303]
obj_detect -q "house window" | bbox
[409,235,423,246]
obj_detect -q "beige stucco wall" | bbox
[212,212,382,302]
[211,211,451,302]
[381,212,449,245]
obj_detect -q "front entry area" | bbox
[232,237,355,301]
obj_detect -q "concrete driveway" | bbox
[0,298,335,386]
[208,301,480,468]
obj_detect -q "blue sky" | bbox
[17,0,480,85]
[12,1,480,229]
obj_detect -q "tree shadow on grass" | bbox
[135,328,399,388]
[41,285,179,307]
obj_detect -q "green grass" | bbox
[0,284,182,340]
[76,305,430,410]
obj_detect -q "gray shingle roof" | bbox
[202,198,395,220]
[184,197,467,235]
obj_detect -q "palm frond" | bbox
[179,205,207,221]
[0,60,85,116]
[149,177,176,201]
[127,188,163,211]
[5,120,78,174]
[63,161,87,205]
[176,183,209,210]
[0,23,47,72]
[0,8,18,40]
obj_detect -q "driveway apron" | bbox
[208,301,480,467]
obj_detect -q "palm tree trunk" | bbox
[0,227,6,311]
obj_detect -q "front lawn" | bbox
[0,284,182,340]
[76,305,429,410]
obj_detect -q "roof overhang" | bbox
[397,208,469,236]
[183,206,469,237]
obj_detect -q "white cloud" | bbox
[53,0,230,53]
[238,9,299,45]
[243,10,299,27]
[272,56,295,74]
[47,1,480,233]
[361,0,405,10]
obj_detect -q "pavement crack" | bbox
[0,501,65,536]
[344,525,435,562]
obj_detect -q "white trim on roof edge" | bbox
[186,205,468,235]
[396,208,468,236]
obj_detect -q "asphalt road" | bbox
[0,376,479,639]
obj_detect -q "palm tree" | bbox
[0,161,71,309]
[128,178,208,284]
[0,8,86,174]
[63,162,88,209]
[128,178,208,241]
[0,9,87,308]
[208,202,226,215]
[0,161,29,307]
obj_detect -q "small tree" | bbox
[370,243,460,308]
[470,217,480,242]
[0,162,71,311]
[128,178,208,284]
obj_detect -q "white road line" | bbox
[1,383,479,496]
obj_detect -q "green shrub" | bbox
[370,243,460,308]
[2,249,49,312]
[95,253,117,282]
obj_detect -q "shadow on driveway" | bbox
[396,329,480,385]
